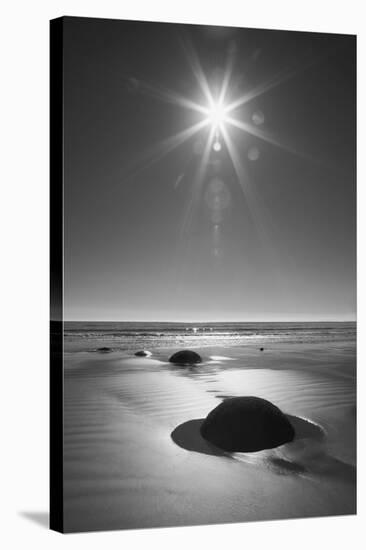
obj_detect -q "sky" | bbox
[63,17,356,322]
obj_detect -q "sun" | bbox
[204,100,229,132]
[131,40,295,169]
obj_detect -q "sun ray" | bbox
[219,44,236,106]
[226,116,306,158]
[154,119,210,157]
[180,126,216,237]
[220,124,268,239]
[225,67,297,114]
[224,47,331,115]
[180,38,214,105]
[116,119,209,189]
[131,77,208,115]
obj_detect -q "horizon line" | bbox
[59,318,356,323]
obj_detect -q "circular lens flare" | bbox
[248,146,260,161]
[213,140,222,152]
[252,110,265,125]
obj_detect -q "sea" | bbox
[63,321,356,353]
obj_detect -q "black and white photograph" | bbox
[49,15,357,533]
[1,0,365,548]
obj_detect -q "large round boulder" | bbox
[169,350,202,365]
[200,396,295,452]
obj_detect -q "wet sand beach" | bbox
[63,334,356,532]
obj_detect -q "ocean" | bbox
[63,321,356,353]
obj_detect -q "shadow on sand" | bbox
[171,412,355,482]
[171,419,229,457]
[285,414,325,441]
[171,414,325,455]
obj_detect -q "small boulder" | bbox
[200,396,295,452]
[96,347,112,353]
[135,350,151,357]
[169,350,202,365]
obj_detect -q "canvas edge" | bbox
[50,15,64,534]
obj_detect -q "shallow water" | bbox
[63,336,356,532]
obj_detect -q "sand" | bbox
[63,342,356,532]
